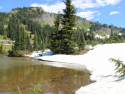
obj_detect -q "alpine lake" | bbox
[0,57,93,94]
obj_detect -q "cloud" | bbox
[30,0,121,20]
[72,0,99,9]
[31,0,122,14]
[95,19,100,20]
[98,13,101,15]
[72,0,121,9]
[119,7,121,8]
[96,0,122,6]
[47,0,53,1]
[0,7,2,9]
[76,11,99,20]
[110,11,121,15]
[30,2,65,13]
[95,19,100,21]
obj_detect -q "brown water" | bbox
[0,57,93,94]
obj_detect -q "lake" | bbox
[0,57,93,94]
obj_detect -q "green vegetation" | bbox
[50,0,78,54]
[0,7,53,56]
[109,58,125,79]
[103,25,122,43]
[3,45,12,51]
[18,83,42,94]
[76,22,92,31]
[50,11,61,53]
[12,7,44,18]
[61,0,77,54]
[33,31,38,51]
[0,44,5,54]
[38,21,47,27]
[90,23,102,32]
[111,24,114,36]
[77,31,86,51]
[96,31,105,36]
[0,35,7,39]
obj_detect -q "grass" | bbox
[96,31,106,36]
[75,22,92,31]
[39,21,47,27]
[4,25,8,29]
[12,10,18,14]
[0,35,11,40]
[0,42,12,52]
[115,29,120,34]
[0,35,4,39]
[3,45,12,52]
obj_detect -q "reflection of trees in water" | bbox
[49,69,92,94]
[0,63,92,94]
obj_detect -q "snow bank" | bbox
[25,49,54,58]
[27,43,125,94]
[34,43,125,94]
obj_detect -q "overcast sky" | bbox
[0,0,125,28]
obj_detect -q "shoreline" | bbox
[27,43,125,94]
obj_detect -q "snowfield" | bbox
[27,43,125,94]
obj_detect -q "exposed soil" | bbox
[70,49,89,55]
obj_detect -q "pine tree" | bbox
[110,58,125,79]
[26,34,31,51]
[121,35,124,43]
[45,35,48,48]
[0,22,4,35]
[0,44,3,54]
[41,39,45,52]
[77,31,82,52]
[14,25,20,51]
[81,32,86,50]
[22,30,26,51]
[33,31,38,51]
[30,44,33,52]
[50,11,61,53]
[61,0,77,54]
[111,24,114,36]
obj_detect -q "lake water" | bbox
[0,57,93,94]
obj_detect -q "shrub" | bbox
[17,83,42,94]
[8,50,24,57]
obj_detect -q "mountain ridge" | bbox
[0,7,125,37]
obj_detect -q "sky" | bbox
[0,0,125,28]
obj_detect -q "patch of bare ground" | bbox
[70,49,89,55]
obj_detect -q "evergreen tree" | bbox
[33,31,38,51]
[77,31,82,52]
[121,35,124,43]
[50,11,61,53]
[29,44,33,52]
[22,30,26,51]
[111,24,114,36]
[80,32,86,50]
[45,35,48,48]
[0,22,4,35]
[0,44,3,54]
[61,0,77,54]
[41,39,45,52]
[14,25,20,51]
[25,34,31,51]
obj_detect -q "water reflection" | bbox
[0,57,93,94]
